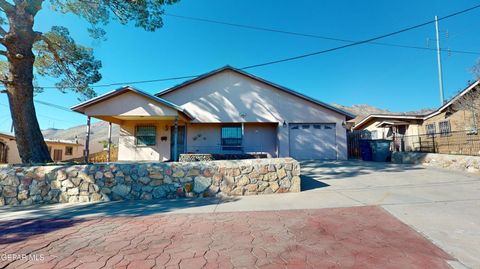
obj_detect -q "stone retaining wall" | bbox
[179,153,268,162]
[392,152,480,173]
[0,158,300,206]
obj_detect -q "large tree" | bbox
[0,0,178,163]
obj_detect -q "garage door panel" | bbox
[289,123,336,160]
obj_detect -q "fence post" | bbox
[470,133,474,155]
[432,134,436,153]
[446,133,450,154]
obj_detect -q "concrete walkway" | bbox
[1,160,479,268]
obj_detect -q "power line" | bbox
[3,3,480,90]
[34,99,75,112]
[0,102,79,124]
[164,13,480,56]
[242,3,480,69]
[0,93,82,113]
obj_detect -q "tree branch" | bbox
[0,0,14,14]
[0,50,6,56]
[26,0,44,16]
[40,34,78,88]
[0,26,6,36]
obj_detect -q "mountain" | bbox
[42,121,120,154]
[333,104,435,117]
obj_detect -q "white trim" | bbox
[353,114,424,130]
[423,80,480,120]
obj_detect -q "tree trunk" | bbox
[3,5,52,163]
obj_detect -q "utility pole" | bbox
[435,15,445,105]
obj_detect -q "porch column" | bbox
[84,116,91,163]
[241,122,245,153]
[173,116,178,161]
[107,122,112,162]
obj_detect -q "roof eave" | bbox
[70,86,194,120]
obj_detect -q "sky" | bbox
[1,0,480,132]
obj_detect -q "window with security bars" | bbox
[425,123,436,135]
[65,146,73,155]
[221,125,242,150]
[135,126,156,146]
[439,121,451,136]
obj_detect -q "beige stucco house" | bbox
[352,114,424,139]
[352,80,480,153]
[353,80,480,135]
[0,132,84,164]
[71,66,354,161]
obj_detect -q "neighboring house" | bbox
[0,132,84,164]
[421,81,480,135]
[352,80,480,153]
[352,114,425,139]
[72,66,354,161]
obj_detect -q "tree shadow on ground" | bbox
[298,160,427,191]
[0,218,87,244]
[0,196,239,244]
[300,160,426,180]
[0,196,239,220]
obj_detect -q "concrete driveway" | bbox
[1,160,479,268]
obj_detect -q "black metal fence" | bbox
[397,130,480,156]
[347,131,371,159]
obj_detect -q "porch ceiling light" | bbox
[283,121,287,127]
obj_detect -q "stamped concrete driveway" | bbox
[299,160,480,269]
[0,160,479,268]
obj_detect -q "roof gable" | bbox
[156,66,354,119]
[71,86,193,119]
[353,114,425,130]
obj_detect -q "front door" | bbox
[170,126,186,161]
[53,149,63,162]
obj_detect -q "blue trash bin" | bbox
[369,140,392,162]
[359,140,373,161]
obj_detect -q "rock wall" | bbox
[0,158,300,206]
[392,152,480,173]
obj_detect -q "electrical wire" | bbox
[1,3,480,91]
[164,13,480,56]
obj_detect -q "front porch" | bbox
[118,121,278,162]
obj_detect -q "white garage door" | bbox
[289,123,337,160]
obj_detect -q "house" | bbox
[0,132,84,164]
[352,114,425,139]
[352,80,480,154]
[71,66,354,161]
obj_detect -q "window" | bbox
[324,125,333,129]
[221,125,242,150]
[135,126,156,146]
[439,121,451,136]
[425,123,436,135]
[313,124,322,129]
[65,146,73,156]
[301,124,310,129]
[291,125,299,130]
